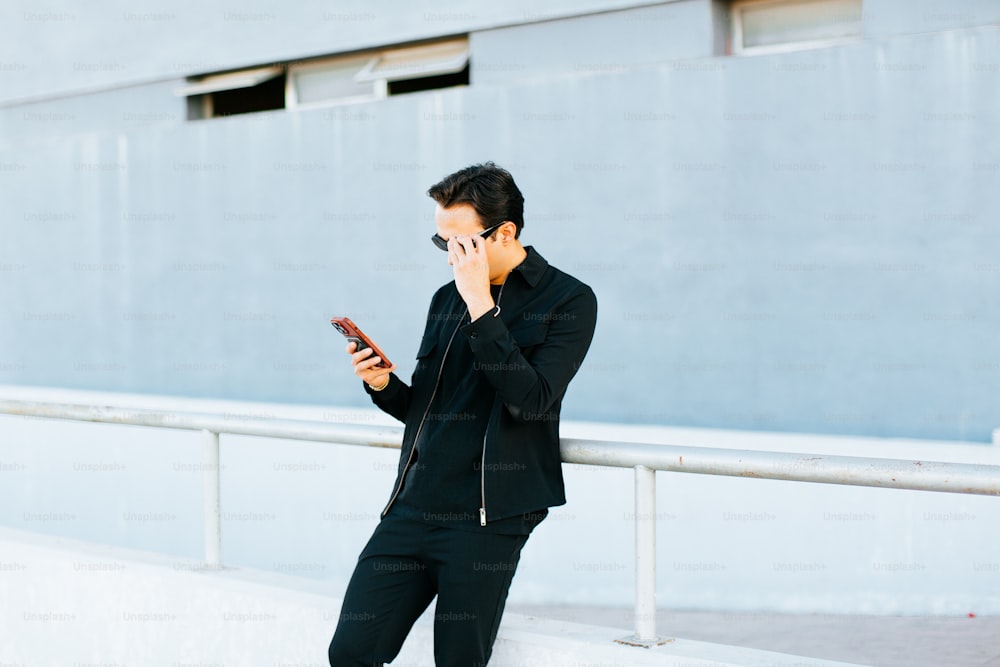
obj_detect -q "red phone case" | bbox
[330,316,391,369]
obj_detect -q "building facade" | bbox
[2,0,998,442]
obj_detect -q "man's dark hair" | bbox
[427,162,525,238]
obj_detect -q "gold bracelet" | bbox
[368,376,390,392]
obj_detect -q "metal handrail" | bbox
[2,398,998,646]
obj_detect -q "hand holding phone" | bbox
[331,316,392,369]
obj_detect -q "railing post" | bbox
[616,464,669,647]
[634,464,657,642]
[202,429,222,567]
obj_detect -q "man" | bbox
[328,162,598,666]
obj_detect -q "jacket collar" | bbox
[511,245,548,288]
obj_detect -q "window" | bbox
[355,39,468,83]
[730,0,862,55]
[177,66,286,120]
[178,37,470,119]
[287,55,378,107]
[287,37,469,109]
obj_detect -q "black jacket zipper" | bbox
[380,313,465,519]
[479,400,498,526]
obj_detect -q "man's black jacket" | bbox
[365,246,598,526]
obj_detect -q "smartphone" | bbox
[330,316,392,369]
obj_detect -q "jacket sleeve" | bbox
[460,284,598,422]
[362,372,410,423]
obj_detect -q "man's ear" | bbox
[500,221,516,243]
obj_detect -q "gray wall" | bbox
[2,1,999,442]
[471,1,723,86]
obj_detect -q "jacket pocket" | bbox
[416,334,438,358]
[414,334,438,377]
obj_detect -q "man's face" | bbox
[434,203,504,276]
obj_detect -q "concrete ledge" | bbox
[488,615,866,666]
[0,527,865,666]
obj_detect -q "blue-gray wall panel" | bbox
[863,0,1000,40]
[0,80,182,148]
[2,24,998,442]
[472,1,718,86]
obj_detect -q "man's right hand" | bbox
[347,341,397,389]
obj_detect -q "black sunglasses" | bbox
[431,222,505,252]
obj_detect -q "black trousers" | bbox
[327,512,530,667]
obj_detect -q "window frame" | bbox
[730,0,863,56]
[286,37,469,111]
[354,40,469,84]
[174,66,284,97]
[284,55,383,111]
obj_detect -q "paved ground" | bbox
[506,605,1000,667]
